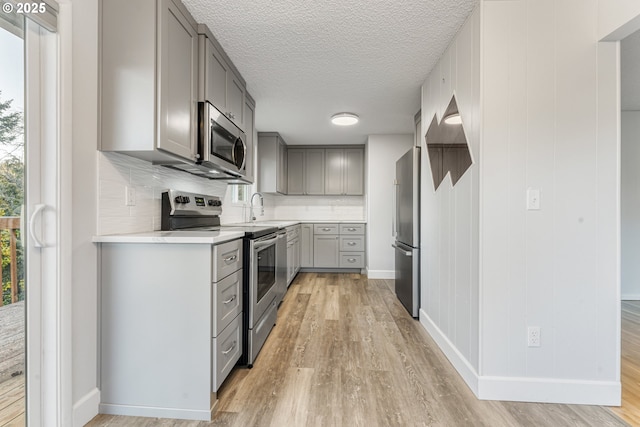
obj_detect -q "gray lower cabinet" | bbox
[300,224,314,267]
[99,239,243,421]
[306,222,366,270]
[313,234,340,267]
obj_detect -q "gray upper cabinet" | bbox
[324,148,364,195]
[258,132,288,194]
[305,149,325,195]
[198,26,246,130]
[288,148,325,195]
[243,93,256,184]
[285,146,363,196]
[287,149,304,195]
[100,0,198,163]
[324,149,343,195]
[278,141,288,194]
[344,148,365,195]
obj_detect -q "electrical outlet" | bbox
[527,188,541,210]
[125,186,136,206]
[527,326,540,347]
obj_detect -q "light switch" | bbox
[527,188,540,210]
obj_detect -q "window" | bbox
[231,184,249,204]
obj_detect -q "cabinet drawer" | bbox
[213,313,242,391]
[340,236,365,251]
[340,252,364,268]
[213,239,242,282]
[340,224,365,235]
[314,224,339,235]
[286,225,299,241]
[212,270,243,336]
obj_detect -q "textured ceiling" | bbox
[182,0,478,145]
[622,28,640,111]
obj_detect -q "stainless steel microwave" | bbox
[197,101,247,177]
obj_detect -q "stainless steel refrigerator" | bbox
[392,146,420,317]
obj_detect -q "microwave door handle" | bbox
[234,137,246,170]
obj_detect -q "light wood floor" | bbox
[88,273,628,426]
[611,301,640,426]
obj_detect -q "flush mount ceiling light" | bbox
[331,112,359,126]
[443,112,462,125]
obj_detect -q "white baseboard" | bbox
[621,294,640,301]
[73,387,100,426]
[478,376,620,405]
[367,270,395,279]
[418,309,621,406]
[99,402,215,421]
[419,309,479,394]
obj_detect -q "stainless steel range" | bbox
[161,189,281,367]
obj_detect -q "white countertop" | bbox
[239,219,367,228]
[92,230,245,244]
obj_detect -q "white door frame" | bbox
[24,1,73,424]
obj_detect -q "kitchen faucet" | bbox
[250,192,264,222]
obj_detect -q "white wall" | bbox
[622,111,640,299]
[365,135,413,279]
[420,6,481,376]
[599,0,640,41]
[71,0,100,424]
[480,0,619,404]
[420,0,621,405]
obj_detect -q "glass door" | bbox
[0,14,26,425]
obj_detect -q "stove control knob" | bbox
[174,196,189,204]
[185,196,191,203]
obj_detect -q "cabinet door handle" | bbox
[322,228,331,231]
[224,254,237,263]
[347,241,357,246]
[347,258,356,263]
[222,341,237,355]
[347,228,356,231]
[223,295,236,304]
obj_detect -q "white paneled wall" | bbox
[420,6,481,375]
[421,0,621,405]
[481,0,618,401]
[97,152,246,234]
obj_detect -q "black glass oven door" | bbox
[256,244,276,304]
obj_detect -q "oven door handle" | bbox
[254,236,278,249]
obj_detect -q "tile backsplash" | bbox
[97,152,247,235]
[97,152,366,235]
[259,194,366,222]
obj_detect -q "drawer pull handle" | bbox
[224,255,237,262]
[347,242,357,246]
[223,295,236,304]
[348,258,356,262]
[347,228,356,231]
[222,341,237,355]
[322,228,331,231]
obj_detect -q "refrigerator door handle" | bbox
[392,243,412,257]
[392,180,398,237]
